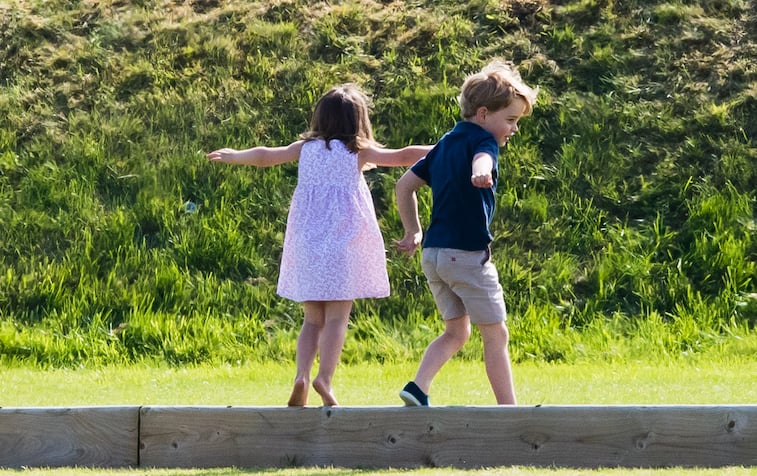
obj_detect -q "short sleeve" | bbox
[410,154,431,184]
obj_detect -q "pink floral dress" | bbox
[276,139,390,302]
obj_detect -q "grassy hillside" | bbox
[0,0,755,367]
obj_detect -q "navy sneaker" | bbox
[399,381,429,406]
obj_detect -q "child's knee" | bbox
[444,318,471,344]
[479,321,509,343]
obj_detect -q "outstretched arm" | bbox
[206,140,304,167]
[471,151,494,188]
[393,169,427,257]
[359,145,434,170]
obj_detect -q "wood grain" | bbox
[138,405,757,469]
[2,405,754,468]
[0,406,138,468]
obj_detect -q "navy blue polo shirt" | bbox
[411,121,500,251]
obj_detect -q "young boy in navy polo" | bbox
[394,60,538,406]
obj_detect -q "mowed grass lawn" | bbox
[1,359,756,476]
[2,358,756,406]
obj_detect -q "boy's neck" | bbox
[463,118,485,127]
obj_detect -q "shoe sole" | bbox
[399,390,424,406]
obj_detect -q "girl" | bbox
[207,84,431,406]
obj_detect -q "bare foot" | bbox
[313,378,338,406]
[288,379,308,406]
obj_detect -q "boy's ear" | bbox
[475,106,488,122]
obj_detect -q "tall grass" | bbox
[0,0,755,367]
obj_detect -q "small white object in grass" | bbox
[183,201,198,214]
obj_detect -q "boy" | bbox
[393,60,538,405]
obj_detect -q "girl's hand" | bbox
[205,142,302,167]
[206,148,237,162]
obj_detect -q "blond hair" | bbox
[458,60,538,119]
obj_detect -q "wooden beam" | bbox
[1,405,755,469]
[139,405,757,469]
[0,406,139,468]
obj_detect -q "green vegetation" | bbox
[1,361,755,476]
[2,359,756,406]
[0,0,755,367]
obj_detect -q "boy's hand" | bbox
[471,152,494,188]
[393,232,422,257]
[471,172,493,188]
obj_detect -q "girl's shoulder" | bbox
[301,138,325,148]
[284,140,306,159]
[302,138,355,154]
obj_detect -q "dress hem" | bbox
[278,293,390,302]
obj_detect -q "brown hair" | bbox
[458,60,538,119]
[300,83,378,153]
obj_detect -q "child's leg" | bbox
[478,321,516,405]
[312,300,353,406]
[288,301,326,406]
[412,315,471,395]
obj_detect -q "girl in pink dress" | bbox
[207,84,431,406]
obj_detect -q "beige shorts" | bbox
[421,247,507,325]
